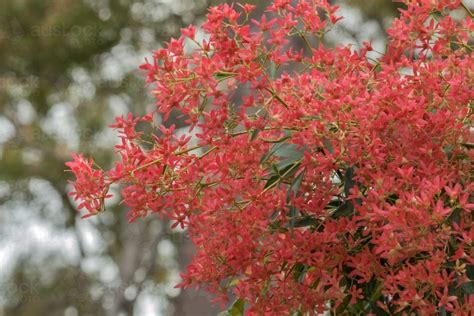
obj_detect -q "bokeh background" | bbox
[0,1,471,315]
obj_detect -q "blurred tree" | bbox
[0,0,219,315]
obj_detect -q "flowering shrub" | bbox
[67,0,474,314]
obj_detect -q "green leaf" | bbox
[260,142,304,167]
[229,299,245,316]
[288,206,299,231]
[367,304,391,316]
[322,137,334,154]
[439,306,447,316]
[467,264,474,279]
[335,294,352,314]
[292,263,307,283]
[301,115,322,121]
[343,166,356,197]
[264,174,280,191]
[372,62,382,73]
[385,193,399,205]
[249,129,260,142]
[461,142,474,149]
[447,207,462,225]
[269,61,277,78]
[218,299,245,316]
[287,215,318,228]
[228,278,241,287]
[277,161,300,177]
[214,71,237,80]
[443,145,455,160]
[261,279,270,298]
[260,142,285,165]
[291,169,305,193]
[261,135,291,143]
[271,164,280,176]
[461,281,474,295]
[282,162,301,179]
[270,210,280,220]
[287,168,305,203]
[277,158,301,172]
[325,198,343,210]
[275,143,305,159]
[331,201,354,219]
[358,282,385,314]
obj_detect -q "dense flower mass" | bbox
[67,0,473,314]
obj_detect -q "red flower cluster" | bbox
[67,0,473,314]
[66,153,109,217]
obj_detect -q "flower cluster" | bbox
[66,153,109,217]
[68,0,473,314]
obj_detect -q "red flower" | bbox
[67,0,473,313]
[65,154,110,216]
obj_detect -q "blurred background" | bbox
[0,0,470,315]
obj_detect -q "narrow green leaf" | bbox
[269,220,287,234]
[218,299,245,316]
[461,281,474,295]
[249,129,260,142]
[229,299,245,316]
[447,207,462,225]
[275,144,304,159]
[322,137,334,154]
[289,206,299,231]
[260,142,285,165]
[443,145,455,160]
[287,168,305,203]
[292,263,307,283]
[467,264,474,279]
[290,169,305,195]
[264,175,280,191]
[439,306,447,316]
[301,115,322,121]
[271,164,280,176]
[261,135,291,143]
[461,142,474,149]
[269,61,277,78]
[280,162,301,179]
[270,210,280,220]
[344,166,356,197]
[260,142,305,167]
[325,198,343,210]
[331,201,354,219]
[287,216,318,228]
[335,294,352,314]
[214,71,237,80]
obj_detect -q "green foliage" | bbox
[218,299,245,316]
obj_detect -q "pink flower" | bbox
[67,0,473,313]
